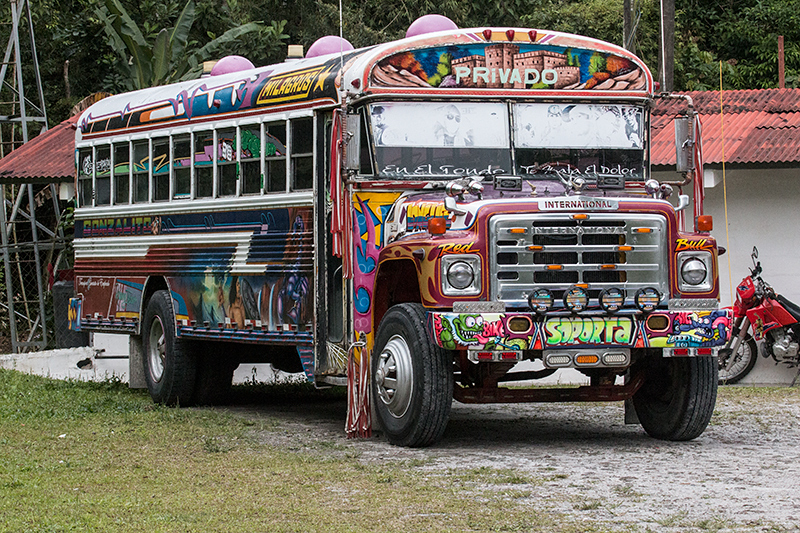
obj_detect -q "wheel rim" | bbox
[719,341,753,382]
[147,315,166,383]
[375,334,414,419]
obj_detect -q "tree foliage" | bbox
[94,0,286,91]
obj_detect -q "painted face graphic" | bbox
[452,314,484,344]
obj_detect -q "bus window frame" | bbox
[290,116,314,192]
[75,110,317,209]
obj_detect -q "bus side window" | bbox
[265,122,287,193]
[291,117,313,190]
[114,142,130,204]
[217,127,236,196]
[132,140,149,203]
[240,125,261,195]
[95,145,111,206]
[173,135,190,199]
[195,131,213,198]
[77,148,93,207]
[153,138,169,201]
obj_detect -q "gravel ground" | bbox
[226,387,800,532]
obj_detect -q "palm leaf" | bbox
[169,0,196,64]
[183,22,263,72]
[97,0,152,89]
[152,29,171,85]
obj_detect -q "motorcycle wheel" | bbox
[718,335,757,385]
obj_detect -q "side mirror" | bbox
[674,116,693,173]
[752,246,759,260]
[344,113,361,172]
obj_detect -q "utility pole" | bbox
[660,0,675,92]
[623,0,636,53]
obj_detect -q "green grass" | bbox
[0,369,601,533]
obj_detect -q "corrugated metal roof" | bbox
[0,115,78,183]
[652,89,800,166]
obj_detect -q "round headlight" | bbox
[635,287,661,313]
[563,285,589,313]
[528,288,554,314]
[681,257,708,285]
[446,261,475,289]
[599,287,625,313]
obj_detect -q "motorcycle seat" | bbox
[777,294,800,322]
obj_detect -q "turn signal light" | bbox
[428,217,446,235]
[697,215,713,232]
[576,354,599,365]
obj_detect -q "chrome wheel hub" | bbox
[147,316,166,383]
[375,334,414,418]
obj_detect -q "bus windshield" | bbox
[512,103,645,183]
[369,101,646,184]
[370,102,511,178]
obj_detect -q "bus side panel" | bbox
[74,206,315,345]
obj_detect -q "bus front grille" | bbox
[489,213,668,310]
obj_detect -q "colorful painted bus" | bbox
[72,17,731,446]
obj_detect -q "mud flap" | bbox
[128,335,146,389]
[624,398,640,424]
[624,369,639,424]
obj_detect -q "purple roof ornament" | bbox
[210,55,255,76]
[306,36,355,58]
[405,14,458,38]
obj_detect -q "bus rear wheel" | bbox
[142,290,196,405]
[632,355,717,441]
[371,303,453,447]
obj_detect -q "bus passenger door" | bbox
[315,111,348,377]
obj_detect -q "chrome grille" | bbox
[489,213,668,309]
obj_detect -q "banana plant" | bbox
[95,0,283,90]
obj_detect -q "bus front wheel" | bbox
[142,290,196,405]
[371,303,453,447]
[632,355,717,441]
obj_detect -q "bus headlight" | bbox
[678,251,713,291]
[442,254,481,295]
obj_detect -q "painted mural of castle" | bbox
[452,44,580,89]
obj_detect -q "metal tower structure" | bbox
[0,0,57,353]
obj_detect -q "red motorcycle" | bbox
[720,247,800,384]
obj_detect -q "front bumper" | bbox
[429,308,733,355]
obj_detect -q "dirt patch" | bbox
[223,388,800,532]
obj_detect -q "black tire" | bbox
[718,335,757,385]
[142,290,196,405]
[632,356,717,441]
[371,303,453,447]
[192,343,237,406]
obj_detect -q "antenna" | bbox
[339,0,345,71]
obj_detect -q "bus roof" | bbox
[77,27,652,142]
